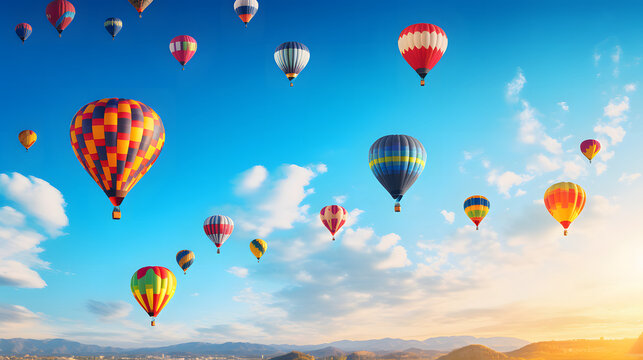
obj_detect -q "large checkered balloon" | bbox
[69,98,165,219]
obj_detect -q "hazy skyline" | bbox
[0,0,642,348]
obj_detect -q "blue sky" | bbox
[0,0,642,347]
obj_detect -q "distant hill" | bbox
[308,347,346,358]
[346,351,376,360]
[507,339,635,360]
[436,345,509,360]
[287,336,529,353]
[379,348,444,360]
[128,342,282,357]
[630,333,643,355]
[271,351,315,360]
[0,339,122,356]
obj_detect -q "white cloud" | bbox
[440,210,455,224]
[86,300,132,320]
[619,173,641,184]
[463,151,473,160]
[594,124,626,145]
[376,246,411,270]
[296,271,313,282]
[518,101,562,154]
[342,227,375,251]
[557,102,569,111]
[487,170,533,196]
[595,162,607,175]
[506,68,526,102]
[527,154,561,173]
[333,195,347,204]
[0,173,68,236]
[227,266,249,278]
[562,159,586,179]
[593,52,601,66]
[603,96,630,120]
[0,206,25,227]
[0,304,39,324]
[236,165,268,193]
[482,160,490,169]
[612,45,622,63]
[0,226,47,288]
[375,233,402,252]
[515,189,527,197]
[624,83,636,92]
[237,164,325,236]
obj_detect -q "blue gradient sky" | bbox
[0,0,642,347]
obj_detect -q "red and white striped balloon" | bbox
[398,23,448,86]
[320,205,348,241]
[204,215,234,253]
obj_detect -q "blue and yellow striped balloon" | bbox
[249,239,267,262]
[104,17,122,40]
[463,195,490,230]
[369,135,426,212]
[175,250,194,274]
[274,42,310,87]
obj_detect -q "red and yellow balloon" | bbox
[320,205,348,241]
[18,130,37,151]
[544,182,586,236]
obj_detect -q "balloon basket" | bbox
[420,79,425,86]
[112,208,121,220]
[217,248,220,254]
[564,230,568,236]
[394,205,401,212]
[476,226,479,230]
[332,237,335,241]
[151,320,156,326]
[290,83,294,87]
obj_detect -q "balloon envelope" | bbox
[130,266,176,325]
[369,135,426,212]
[398,23,448,85]
[46,0,75,36]
[104,17,122,39]
[580,139,601,163]
[69,98,165,219]
[176,250,194,273]
[544,182,586,236]
[250,239,267,262]
[18,130,37,150]
[204,215,234,253]
[170,35,197,69]
[463,195,490,230]
[320,205,348,240]
[15,23,32,42]
[234,0,259,26]
[128,0,154,17]
[274,42,310,85]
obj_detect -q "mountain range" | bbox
[0,337,528,356]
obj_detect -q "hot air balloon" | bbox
[398,23,448,86]
[104,17,122,40]
[15,23,32,43]
[130,266,176,326]
[170,35,197,70]
[69,98,165,220]
[234,0,259,28]
[204,215,234,254]
[176,250,194,274]
[274,42,310,87]
[250,239,267,262]
[320,205,348,240]
[463,195,490,230]
[18,130,37,151]
[580,139,601,164]
[369,135,426,212]
[46,0,75,37]
[128,0,154,18]
[544,182,586,236]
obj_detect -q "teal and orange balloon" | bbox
[176,250,194,274]
[580,139,601,164]
[463,195,490,230]
[130,266,176,326]
[369,135,426,212]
